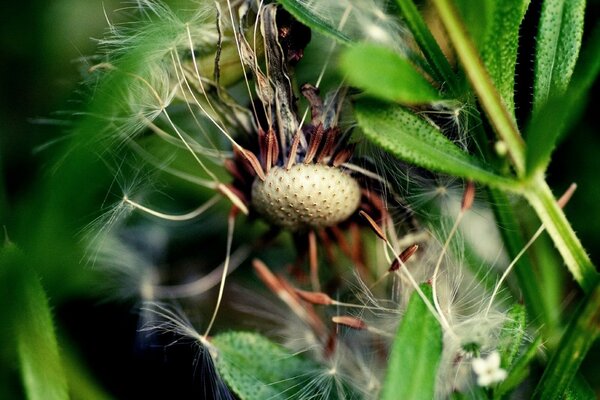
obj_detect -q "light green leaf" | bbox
[212,331,319,400]
[354,99,516,188]
[480,0,530,114]
[533,0,586,113]
[277,0,351,44]
[381,285,442,400]
[395,0,460,95]
[340,44,442,104]
[0,245,69,400]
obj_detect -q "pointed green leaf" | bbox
[340,44,442,104]
[395,0,460,95]
[277,0,351,44]
[212,331,318,400]
[498,304,526,369]
[533,0,586,113]
[526,25,600,176]
[354,99,516,188]
[495,336,542,398]
[534,282,600,399]
[381,285,442,400]
[480,0,530,114]
[0,245,69,400]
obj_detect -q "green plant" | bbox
[2,0,598,398]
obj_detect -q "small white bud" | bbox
[472,351,507,387]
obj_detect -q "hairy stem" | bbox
[431,0,525,174]
[524,175,599,293]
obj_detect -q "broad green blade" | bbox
[533,0,586,114]
[354,99,516,189]
[526,24,600,176]
[212,331,323,400]
[340,44,442,104]
[381,285,442,400]
[480,0,530,115]
[0,245,69,400]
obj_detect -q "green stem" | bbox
[524,175,599,293]
[431,0,525,174]
[488,189,554,330]
[533,281,600,398]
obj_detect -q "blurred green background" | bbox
[0,1,598,399]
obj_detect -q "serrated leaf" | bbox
[381,285,442,400]
[354,99,515,188]
[277,0,351,44]
[212,331,318,400]
[0,245,69,400]
[533,0,586,114]
[340,44,442,104]
[480,0,530,114]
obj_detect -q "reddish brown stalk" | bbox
[316,128,338,164]
[359,210,386,241]
[389,244,419,271]
[285,131,302,170]
[295,289,334,305]
[308,230,320,291]
[240,149,266,181]
[332,316,367,330]
[303,124,324,164]
[332,145,355,167]
[461,181,475,211]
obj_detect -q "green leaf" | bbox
[340,44,442,104]
[277,0,351,44]
[534,281,600,399]
[212,331,320,400]
[533,0,586,114]
[495,335,542,398]
[480,0,530,114]
[381,285,442,400]
[0,245,69,400]
[395,0,460,95]
[526,24,600,176]
[354,99,516,189]
[565,375,596,400]
[498,304,526,369]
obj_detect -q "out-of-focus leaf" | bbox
[533,0,585,113]
[0,245,69,400]
[354,99,515,188]
[395,0,460,94]
[340,44,442,104]
[381,285,442,400]
[480,0,530,114]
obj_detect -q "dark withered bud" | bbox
[276,8,311,64]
